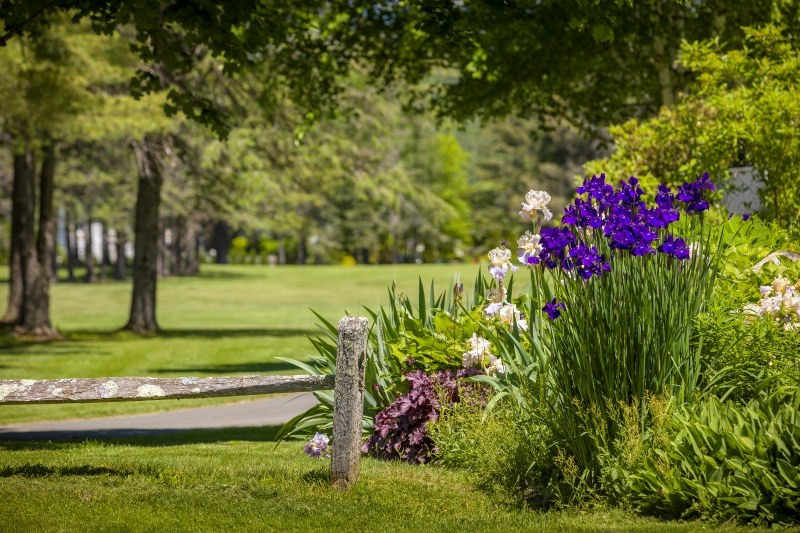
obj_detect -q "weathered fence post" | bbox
[331,316,369,490]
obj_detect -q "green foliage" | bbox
[697,216,800,401]
[330,0,786,134]
[586,25,800,227]
[603,389,800,526]
[200,75,477,263]
[459,120,601,250]
[490,218,722,483]
[429,396,560,507]
[277,274,486,441]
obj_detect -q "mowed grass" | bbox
[0,429,767,533]
[0,263,476,424]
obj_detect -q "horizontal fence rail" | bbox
[0,316,369,490]
[0,375,336,405]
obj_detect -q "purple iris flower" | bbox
[655,184,674,209]
[657,235,690,260]
[542,298,566,320]
[677,173,715,213]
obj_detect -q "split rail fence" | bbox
[0,316,369,490]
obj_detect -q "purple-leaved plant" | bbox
[362,368,481,464]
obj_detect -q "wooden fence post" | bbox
[331,316,368,490]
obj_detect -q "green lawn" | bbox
[0,263,476,424]
[0,429,769,532]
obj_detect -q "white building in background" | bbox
[75,227,86,261]
[725,166,763,215]
[91,221,104,261]
[76,222,105,262]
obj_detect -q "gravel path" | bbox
[0,392,318,440]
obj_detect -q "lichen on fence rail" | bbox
[0,374,336,404]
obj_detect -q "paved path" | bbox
[0,392,318,440]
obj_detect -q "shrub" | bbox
[697,216,800,401]
[362,368,480,463]
[429,395,560,507]
[603,388,800,526]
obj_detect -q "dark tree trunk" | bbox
[114,229,127,281]
[124,139,163,334]
[174,215,199,276]
[15,146,57,337]
[100,224,109,282]
[84,218,96,283]
[157,218,166,278]
[1,156,25,325]
[65,216,76,282]
[1,244,23,324]
[30,143,57,330]
[212,220,230,264]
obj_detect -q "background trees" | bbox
[2,1,799,338]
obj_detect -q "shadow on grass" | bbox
[157,328,317,339]
[65,327,317,340]
[0,328,316,353]
[151,360,303,375]
[195,269,258,280]
[0,425,283,449]
[302,466,331,485]
[0,339,112,357]
[0,464,133,478]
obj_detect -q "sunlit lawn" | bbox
[0,263,477,424]
[0,428,766,533]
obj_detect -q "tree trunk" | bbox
[115,229,127,281]
[1,245,23,325]
[124,138,164,334]
[100,224,109,282]
[65,216,76,283]
[175,215,199,276]
[212,220,230,264]
[28,143,57,333]
[157,218,166,278]
[84,218,96,283]
[15,146,57,337]
[1,156,25,326]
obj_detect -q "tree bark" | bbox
[65,216,76,282]
[212,220,230,264]
[84,217,96,283]
[114,228,127,281]
[26,143,57,333]
[157,218,166,278]
[1,156,25,325]
[174,214,199,276]
[14,146,57,338]
[124,138,164,334]
[100,223,109,282]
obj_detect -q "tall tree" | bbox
[0,20,86,336]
